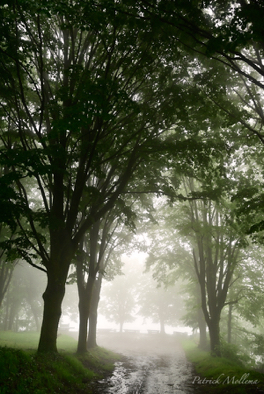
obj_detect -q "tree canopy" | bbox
[1,0,264,358]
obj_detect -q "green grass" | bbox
[0,331,78,351]
[0,331,121,394]
[81,346,123,375]
[0,330,40,349]
[182,339,264,394]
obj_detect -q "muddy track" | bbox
[94,333,202,394]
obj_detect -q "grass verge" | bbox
[182,339,264,394]
[0,331,121,394]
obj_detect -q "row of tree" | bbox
[99,256,185,334]
[144,176,264,359]
[1,0,264,355]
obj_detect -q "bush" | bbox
[220,341,249,365]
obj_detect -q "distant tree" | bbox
[0,253,16,310]
[100,278,136,333]
[86,213,135,349]
[76,208,133,353]
[178,178,246,356]
[144,169,249,356]
[231,245,264,330]
[0,263,45,331]
[144,197,209,348]
[99,259,140,333]
[137,271,185,334]
[181,280,208,350]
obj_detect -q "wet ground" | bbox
[93,332,201,394]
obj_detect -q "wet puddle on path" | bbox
[95,333,199,394]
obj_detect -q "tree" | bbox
[76,207,133,353]
[144,169,248,356]
[135,1,264,108]
[99,258,140,332]
[0,250,16,309]
[87,208,137,349]
[181,280,208,350]
[86,273,103,349]
[0,141,24,308]
[178,178,245,356]
[100,278,136,333]
[144,196,209,349]
[0,263,45,331]
[231,244,264,329]
[161,2,264,236]
[137,271,185,334]
[0,1,194,352]
[134,2,264,220]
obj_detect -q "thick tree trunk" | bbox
[87,275,102,349]
[37,226,74,353]
[38,272,67,352]
[87,310,98,349]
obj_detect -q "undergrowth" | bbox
[182,339,264,394]
[0,331,121,394]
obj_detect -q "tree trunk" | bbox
[77,299,90,354]
[208,316,221,356]
[0,264,14,308]
[77,275,95,354]
[159,311,166,334]
[31,306,40,332]
[8,298,19,331]
[38,271,67,352]
[160,320,165,335]
[87,311,97,349]
[77,222,101,353]
[197,307,207,350]
[227,304,232,344]
[119,320,124,333]
[37,226,74,353]
[3,286,10,331]
[87,275,102,349]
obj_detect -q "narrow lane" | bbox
[95,333,199,394]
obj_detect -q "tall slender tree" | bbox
[76,210,132,353]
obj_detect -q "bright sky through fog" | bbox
[61,252,192,335]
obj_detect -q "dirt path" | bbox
[94,333,201,394]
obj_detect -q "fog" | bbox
[0,252,191,336]
[1,245,264,372]
[61,253,191,336]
